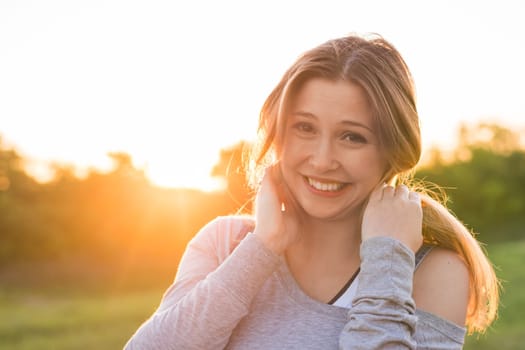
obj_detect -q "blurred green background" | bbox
[1,122,523,349]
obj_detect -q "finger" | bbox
[408,190,421,203]
[258,167,280,203]
[395,184,409,198]
[382,184,395,198]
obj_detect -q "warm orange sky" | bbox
[1,0,524,190]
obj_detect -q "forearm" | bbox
[340,237,417,349]
[125,233,280,350]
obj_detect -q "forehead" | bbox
[289,78,374,128]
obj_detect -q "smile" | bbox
[306,177,348,192]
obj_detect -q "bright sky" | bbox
[1,0,524,190]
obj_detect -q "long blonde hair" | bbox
[249,33,498,333]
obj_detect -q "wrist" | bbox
[253,229,285,255]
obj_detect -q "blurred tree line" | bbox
[0,140,253,288]
[417,123,525,242]
[0,123,523,288]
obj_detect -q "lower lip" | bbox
[303,177,349,198]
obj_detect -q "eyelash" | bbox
[291,122,367,144]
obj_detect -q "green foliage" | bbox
[416,123,525,242]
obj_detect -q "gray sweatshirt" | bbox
[125,216,466,349]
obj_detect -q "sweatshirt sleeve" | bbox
[124,217,281,350]
[340,237,418,349]
[339,237,466,349]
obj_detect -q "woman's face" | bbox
[279,78,388,221]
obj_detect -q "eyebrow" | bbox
[293,111,373,132]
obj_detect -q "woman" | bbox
[125,33,499,349]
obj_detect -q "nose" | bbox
[308,138,338,171]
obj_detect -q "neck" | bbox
[283,212,363,304]
[286,213,362,266]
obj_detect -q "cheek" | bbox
[280,136,305,163]
[348,150,388,180]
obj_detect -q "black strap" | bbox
[327,267,361,305]
[415,244,434,269]
[327,244,434,305]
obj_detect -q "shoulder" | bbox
[203,215,255,238]
[413,247,470,327]
[190,215,255,261]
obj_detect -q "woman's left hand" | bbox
[361,184,423,253]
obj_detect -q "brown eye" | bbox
[293,122,314,133]
[342,132,367,144]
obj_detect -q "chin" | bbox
[299,197,365,222]
[301,204,350,221]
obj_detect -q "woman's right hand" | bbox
[252,164,301,255]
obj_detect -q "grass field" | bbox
[0,287,164,350]
[0,239,523,349]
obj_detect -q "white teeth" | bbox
[307,177,345,192]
